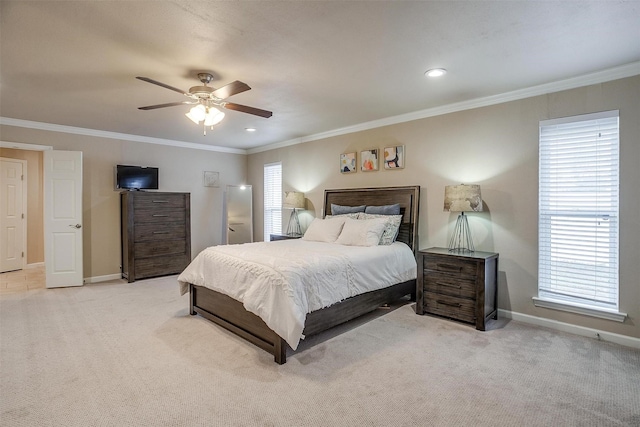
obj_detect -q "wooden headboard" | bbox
[323,186,420,254]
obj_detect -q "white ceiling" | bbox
[1,1,639,152]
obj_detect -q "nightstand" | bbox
[416,247,498,331]
[269,234,302,241]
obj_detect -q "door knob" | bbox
[69,224,82,229]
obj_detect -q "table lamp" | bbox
[283,191,305,236]
[444,184,483,252]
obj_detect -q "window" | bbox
[263,162,282,241]
[537,110,622,319]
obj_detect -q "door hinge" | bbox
[22,213,25,219]
[22,252,24,258]
[21,175,24,181]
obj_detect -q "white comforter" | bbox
[177,240,416,350]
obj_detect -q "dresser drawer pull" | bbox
[152,200,169,203]
[437,263,463,272]
[436,282,462,289]
[152,214,169,217]
[152,231,170,234]
[436,300,462,308]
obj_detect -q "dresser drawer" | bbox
[133,208,186,223]
[133,194,186,209]
[134,240,187,258]
[134,254,190,279]
[134,223,186,241]
[424,273,476,299]
[424,257,477,277]
[423,291,476,324]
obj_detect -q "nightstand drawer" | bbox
[270,234,302,241]
[424,257,477,277]
[423,291,476,324]
[424,273,476,299]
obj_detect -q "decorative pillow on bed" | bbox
[359,213,403,245]
[324,212,361,220]
[302,217,347,243]
[364,203,401,215]
[330,204,366,215]
[335,217,387,247]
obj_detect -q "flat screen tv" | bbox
[115,165,159,190]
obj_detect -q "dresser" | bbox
[416,247,498,331]
[121,191,191,282]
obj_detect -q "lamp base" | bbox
[286,209,302,236]
[448,212,475,253]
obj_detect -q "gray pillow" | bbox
[365,203,401,215]
[331,204,366,215]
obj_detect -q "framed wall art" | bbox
[203,171,220,187]
[360,148,379,172]
[340,152,357,173]
[384,145,405,169]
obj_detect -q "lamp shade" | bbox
[283,191,305,209]
[204,107,225,126]
[444,184,483,212]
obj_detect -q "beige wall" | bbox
[0,148,44,265]
[0,127,248,279]
[248,75,640,339]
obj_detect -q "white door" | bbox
[0,158,26,273]
[44,150,83,288]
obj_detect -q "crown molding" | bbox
[0,140,53,151]
[0,117,247,155]
[2,61,638,156]
[248,61,640,154]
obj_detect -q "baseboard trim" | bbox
[83,273,123,284]
[498,309,640,350]
[26,262,45,269]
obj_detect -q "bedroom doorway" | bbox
[0,157,27,273]
[0,142,84,290]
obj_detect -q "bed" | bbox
[179,186,420,364]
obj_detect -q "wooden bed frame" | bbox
[189,185,420,364]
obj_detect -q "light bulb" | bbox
[185,105,206,123]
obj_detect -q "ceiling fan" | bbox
[136,73,272,134]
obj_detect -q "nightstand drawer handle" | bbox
[152,231,170,234]
[436,282,462,289]
[152,200,169,203]
[437,300,462,308]
[152,214,169,217]
[437,263,462,272]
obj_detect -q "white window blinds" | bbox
[538,110,619,310]
[263,162,282,241]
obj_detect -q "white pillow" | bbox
[359,213,402,245]
[302,217,346,243]
[335,217,387,247]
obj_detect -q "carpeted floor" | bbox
[1,275,639,427]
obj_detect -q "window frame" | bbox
[535,110,626,322]
[263,162,282,241]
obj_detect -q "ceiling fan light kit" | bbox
[137,72,272,135]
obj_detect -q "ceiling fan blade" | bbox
[136,76,189,96]
[212,81,251,99]
[138,101,196,110]
[223,102,273,118]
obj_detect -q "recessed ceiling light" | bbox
[245,127,256,132]
[425,68,447,78]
